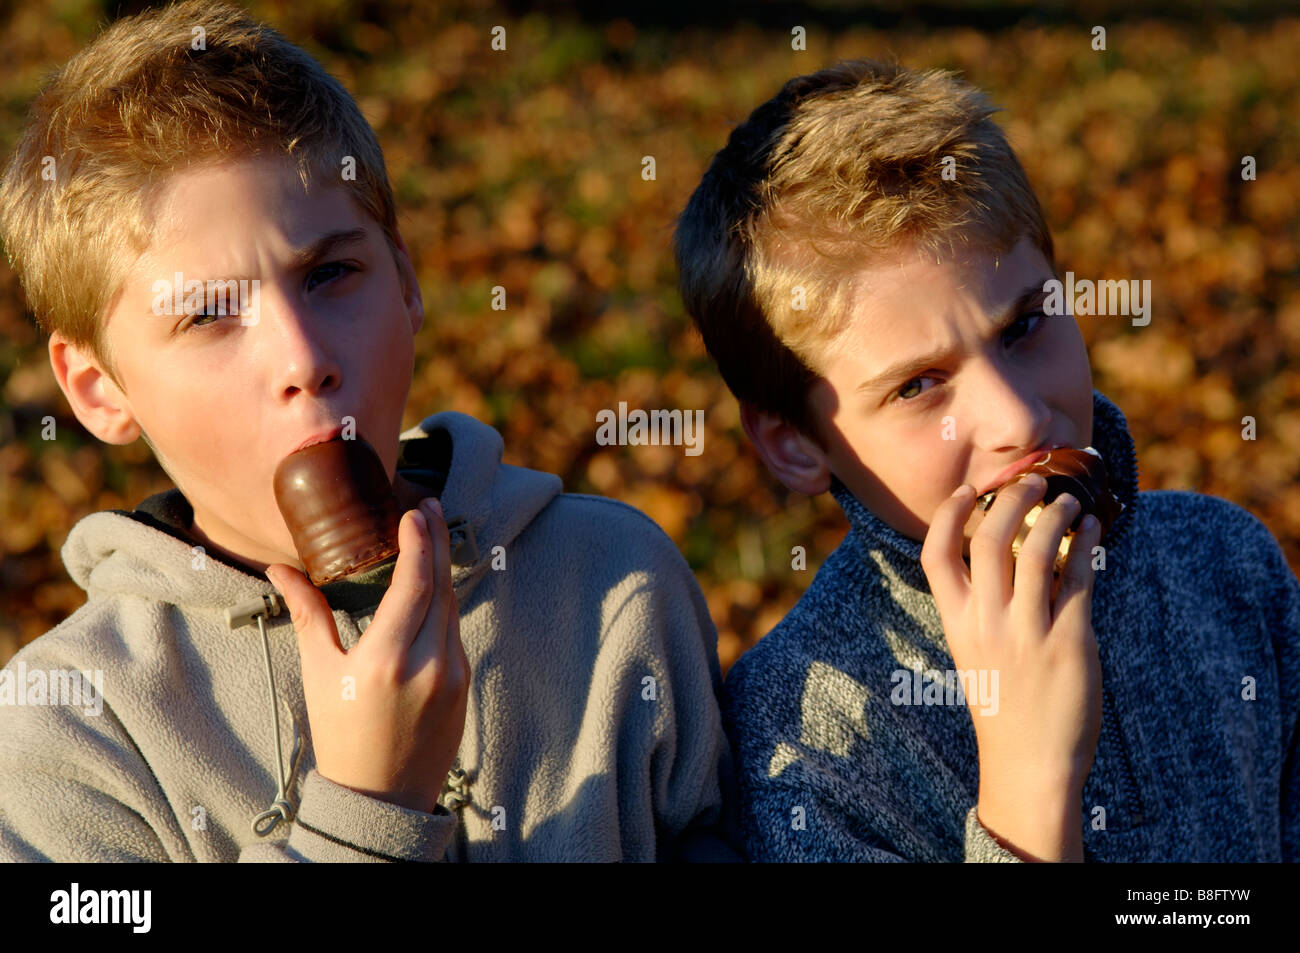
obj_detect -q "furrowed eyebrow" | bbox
[167,227,371,289]
[287,227,370,273]
[854,282,1052,396]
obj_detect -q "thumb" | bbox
[265,563,340,660]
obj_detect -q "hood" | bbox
[830,388,1141,591]
[62,410,562,613]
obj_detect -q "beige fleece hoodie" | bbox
[0,411,740,862]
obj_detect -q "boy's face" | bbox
[750,234,1093,554]
[51,153,423,574]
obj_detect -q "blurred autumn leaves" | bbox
[1,1,1298,671]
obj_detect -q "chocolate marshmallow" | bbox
[976,446,1124,572]
[273,436,401,587]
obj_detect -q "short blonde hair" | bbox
[674,58,1055,441]
[0,0,403,391]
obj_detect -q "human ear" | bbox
[391,230,424,336]
[739,401,831,496]
[47,332,141,446]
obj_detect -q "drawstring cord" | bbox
[224,592,303,838]
[225,589,473,843]
[442,766,472,812]
[251,608,304,836]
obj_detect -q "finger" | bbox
[920,484,977,612]
[969,474,1047,613]
[366,506,434,653]
[442,586,463,665]
[1012,491,1081,634]
[265,563,343,660]
[453,606,471,713]
[1052,512,1102,627]
[410,586,469,685]
[408,497,454,669]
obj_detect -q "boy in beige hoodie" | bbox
[0,0,737,862]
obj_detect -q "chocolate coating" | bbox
[273,436,401,587]
[1025,447,1123,538]
[976,446,1124,573]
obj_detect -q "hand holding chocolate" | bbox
[273,436,401,587]
[976,446,1124,573]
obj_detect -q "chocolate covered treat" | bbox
[976,446,1124,572]
[273,436,401,587]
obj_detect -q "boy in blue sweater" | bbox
[673,59,1300,861]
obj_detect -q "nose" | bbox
[260,291,343,399]
[966,358,1050,454]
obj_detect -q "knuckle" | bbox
[430,660,467,701]
[367,650,406,687]
[394,574,430,608]
[969,531,1003,560]
[1035,517,1070,544]
[936,494,963,518]
[413,661,441,697]
[446,665,469,700]
[449,645,471,679]
[1016,546,1054,575]
[1060,563,1088,591]
[403,560,434,598]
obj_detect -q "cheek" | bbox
[1047,319,1090,376]
[1043,326,1094,418]
[134,360,253,466]
[130,372,196,442]
[363,323,416,420]
[376,324,415,383]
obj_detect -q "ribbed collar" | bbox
[830,389,1141,592]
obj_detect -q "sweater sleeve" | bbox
[963,806,1025,863]
[1243,511,1300,861]
[643,544,745,863]
[238,769,458,863]
[1281,580,1300,862]
[0,674,178,862]
[731,765,1019,862]
[590,504,743,863]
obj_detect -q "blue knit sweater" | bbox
[723,390,1300,861]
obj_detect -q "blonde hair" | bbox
[674,58,1055,441]
[0,0,403,392]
